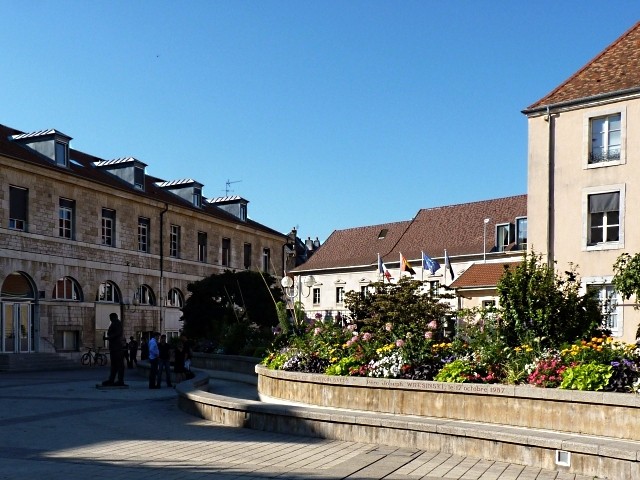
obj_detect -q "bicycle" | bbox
[81,347,108,366]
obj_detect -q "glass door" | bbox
[2,303,32,352]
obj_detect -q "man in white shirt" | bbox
[148,332,161,389]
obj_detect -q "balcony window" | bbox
[589,113,621,164]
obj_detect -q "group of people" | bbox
[101,312,192,389]
[147,332,192,389]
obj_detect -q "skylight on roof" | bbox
[378,229,388,239]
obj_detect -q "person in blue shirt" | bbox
[148,332,160,389]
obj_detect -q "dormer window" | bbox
[55,141,68,167]
[134,166,145,190]
[10,129,72,168]
[193,187,202,208]
[240,203,247,221]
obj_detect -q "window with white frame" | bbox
[197,231,207,263]
[136,284,156,305]
[516,217,527,251]
[193,187,202,208]
[59,198,75,239]
[134,166,145,190]
[244,243,252,269]
[587,284,621,335]
[360,285,370,298]
[496,224,512,252]
[429,280,440,296]
[170,224,181,258]
[221,238,231,266]
[589,113,621,164]
[588,192,619,245]
[138,217,150,253]
[167,288,184,308]
[312,288,321,305]
[97,281,120,303]
[9,186,28,231]
[335,287,344,304]
[53,277,82,301]
[55,141,69,167]
[101,208,116,246]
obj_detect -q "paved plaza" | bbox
[0,368,603,480]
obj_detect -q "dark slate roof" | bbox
[293,194,527,272]
[293,220,412,271]
[450,262,517,290]
[0,123,285,239]
[525,21,640,113]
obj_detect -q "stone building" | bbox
[0,123,287,355]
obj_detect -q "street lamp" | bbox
[280,275,316,301]
[483,218,490,263]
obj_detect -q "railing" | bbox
[589,148,620,164]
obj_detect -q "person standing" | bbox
[173,341,186,384]
[102,313,126,387]
[157,334,173,388]
[148,332,160,389]
[127,336,139,368]
[140,338,149,361]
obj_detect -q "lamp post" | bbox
[483,218,490,263]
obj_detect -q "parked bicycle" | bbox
[81,347,108,366]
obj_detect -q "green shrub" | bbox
[560,362,613,391]
[434,359,475,383]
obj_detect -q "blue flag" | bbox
[421,251,441,275]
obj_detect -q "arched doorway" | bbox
[1,272,36,353]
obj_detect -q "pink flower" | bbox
[347,324,357,332]
[396,339,405,348]
[424,331,433,339]
[428,320,438,330]
[362,332,372,341]
[314,327,321,336]
[385,323,393,332]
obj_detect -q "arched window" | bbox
[52,276,83,301]
[136,284,156,305]
[96,281,121,303]
[1,272,35,299]
[167,288,184,308]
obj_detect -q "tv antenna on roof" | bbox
[225,179,242,196]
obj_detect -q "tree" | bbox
[496,252,604,349]
[181,270,282,354]
[613,253,640,308]
[344,277,453,341]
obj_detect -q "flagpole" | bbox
[444,249,448,284]
[421,251,424,283]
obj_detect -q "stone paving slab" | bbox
[0,368,605,480]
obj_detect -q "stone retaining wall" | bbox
[256,365,640,442]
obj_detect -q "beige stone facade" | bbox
[0,124,286,354]
[524,22,640,342]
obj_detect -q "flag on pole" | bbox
[378,253,392,281]
[421,251,441,275]
[400,253,416,275]
[444,249,455,280]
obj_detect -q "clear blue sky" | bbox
[2,2,638,242]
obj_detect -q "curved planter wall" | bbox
[256,365,640,442]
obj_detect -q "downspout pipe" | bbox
[544,106,555,267]
[159,203,169,334]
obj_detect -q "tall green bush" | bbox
[496,252,604,349]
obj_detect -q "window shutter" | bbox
[589,192,619,213]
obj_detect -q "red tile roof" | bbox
[294,195,526,272]
[525,21,640,113]
[450,262,517,289]
[294,221,411,271]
